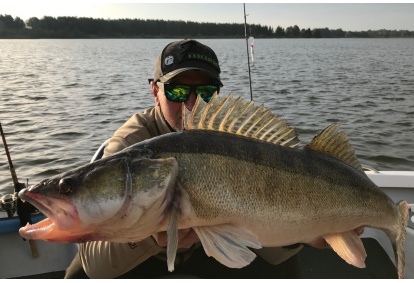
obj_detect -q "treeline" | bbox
[1,14,414,39]
[0,15,273,38]
[275,25,414,38]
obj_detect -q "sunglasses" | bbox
[157,82,219,103]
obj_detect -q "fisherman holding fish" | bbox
[64,39,305,278]
[19,39,408,279]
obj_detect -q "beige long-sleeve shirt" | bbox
[79,105,302,278]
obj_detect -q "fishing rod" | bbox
[0,121,39,258]
[0,122,19,218]
[243,3,253,101]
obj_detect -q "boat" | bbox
[1,141,413,278]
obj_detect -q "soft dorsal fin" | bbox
[183,93,300,148]
[306,123,365,173]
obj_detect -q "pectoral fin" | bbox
[193,224,262,268]
[323,230,367,268]
[167,206,179,272]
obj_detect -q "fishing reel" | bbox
[0,192,18,218]
[1,181,39,219]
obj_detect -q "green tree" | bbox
[312,29,322,38]
[301,28,312,38]
[331,28,345,38]
[13,17,25,28]
[275,25,285,37]
[26,17,41,29]
[0,14,14,28]
[285,26,293,38]
[292,25,300,37]
[319,27,332,38]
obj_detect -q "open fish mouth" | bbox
[18,188,80,239]
[20,217,57,239]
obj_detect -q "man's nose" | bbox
[184,91,197,111]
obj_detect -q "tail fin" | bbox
[393,200,410,279]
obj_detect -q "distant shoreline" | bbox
[1,15,413,39]
[1,34,413,40]
[2,37,414,40]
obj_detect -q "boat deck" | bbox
[299,238,397,279]
[11,238,397,279]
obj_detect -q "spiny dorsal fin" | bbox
[306,123,365,173]
[183,93,300,148]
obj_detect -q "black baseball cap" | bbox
[152,39,223,86]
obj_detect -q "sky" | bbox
[1,1,414,31]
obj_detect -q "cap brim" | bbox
[158,68,223,87]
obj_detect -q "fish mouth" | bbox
[20,217,57,239]
[18,188,80,240]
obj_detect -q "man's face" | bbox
[153,71,218,131]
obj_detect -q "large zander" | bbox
[19,94,410,278]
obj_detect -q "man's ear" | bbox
[151,82,160,105]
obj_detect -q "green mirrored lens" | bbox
[165,85,190,102]
[196,85,217,102]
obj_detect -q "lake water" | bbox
[1,38,413,195]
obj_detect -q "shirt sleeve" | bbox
[103,106,171,158]
[103,116,153,158]
[79,238,163,278]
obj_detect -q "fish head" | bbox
[18,154,179,243]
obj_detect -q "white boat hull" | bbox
[364,171,414,279]
[0,232,77,278]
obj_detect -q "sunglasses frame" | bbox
[156,82,219,103]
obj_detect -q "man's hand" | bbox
[152,228,200,249]
[308,226,364,249]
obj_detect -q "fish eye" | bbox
[59,178,73,194]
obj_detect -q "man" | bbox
[65,39,355,279]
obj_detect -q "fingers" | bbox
[152,229,200,249]
[307,237,331,249]
[354,226,364,236]
[178,228,191,237]
[176,229,200,249]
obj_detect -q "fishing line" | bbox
[243,3,253,102]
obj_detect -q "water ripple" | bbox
[1,38,414,193]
